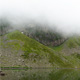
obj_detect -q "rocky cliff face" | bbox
[0,21,67,47]
[20,26,67,47]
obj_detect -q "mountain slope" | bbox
[53,36,80,54]
[0,31,80,68]
[19,26,66,47]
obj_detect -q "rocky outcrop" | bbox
[21,26,67,47]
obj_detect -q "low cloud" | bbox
[0,0,80,36]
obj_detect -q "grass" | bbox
[49,44,63,52]
[66,37,80,48]
[1,30,80,68]
[7,30,51,56]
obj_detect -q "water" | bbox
[1,69,80,80]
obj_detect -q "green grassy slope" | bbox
[51,36,80,52]
[1,31,80,68]
[50,36,80,68]
[66,37,80,48]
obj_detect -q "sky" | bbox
[0,0,80,35]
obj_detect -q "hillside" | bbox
[19,26,66,47]
[52,36,80,54]
[0,22,66,47]
[0,31,80,68]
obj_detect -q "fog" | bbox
[0,0,80,35]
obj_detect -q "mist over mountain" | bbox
[0,0,80,36]
[1,1,80,79]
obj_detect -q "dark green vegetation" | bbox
[1,30,80,68]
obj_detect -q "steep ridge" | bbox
[53,36,80,54]
[0,31,80,68]
[19,26,66,47]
